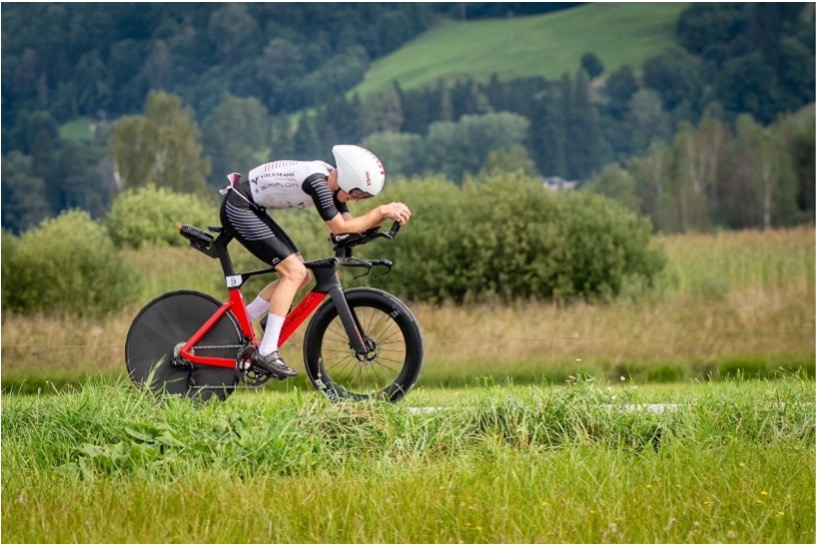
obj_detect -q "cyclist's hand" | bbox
[380,202,412,225]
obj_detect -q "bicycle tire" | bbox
[303,288,423,403]
[125,290,243,401]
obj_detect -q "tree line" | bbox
[1,3,814,235]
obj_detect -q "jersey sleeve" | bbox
[302,174,349,221]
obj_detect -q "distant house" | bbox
[542,176,578,192]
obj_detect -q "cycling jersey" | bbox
[247,160,349,221]
[219,159,350,267]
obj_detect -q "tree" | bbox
[109,91,211,195]
[207,4,259,64]
[584,164,641,214]
[425,112,530,182]
[362,82,404,135]
[774,105,815,218]
[255,37,305,113]
[0,151,51,233]
[141,40,173,92]
[723,115,798,229]
[292,112,320,158]
[669,122,712,232]
[775,36,816,112]
[604,64,638,120]
[630,140,674,232]
[628,89,672,156]
[565,68,605,180]
[202,94,269,185]
[581,52,605,78]
[57,139,113,219]
[361,131,425,178]
[269,113,294,158]
[479,144,539,179]
[642,50,703,113]
[717,53,778,124]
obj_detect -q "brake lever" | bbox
[372,259,394,278]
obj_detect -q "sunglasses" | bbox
[348,188,374,199]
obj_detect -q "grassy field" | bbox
[2,226,814,542]
[2,377,814,543]
[2,226,813,393]
[353,3,688,96]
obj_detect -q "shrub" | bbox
[362,173,666,303]
[4,210,140,315]
[1,230,19,309]
[106,185,219,248]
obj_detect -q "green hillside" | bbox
[354,2,689,96]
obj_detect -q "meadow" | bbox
[2,226,814,392]
[1,226,815,543]
[2,378,814,543]
[353,3,688,96]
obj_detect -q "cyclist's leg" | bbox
[220,190,307,309]
[220,196,302,374]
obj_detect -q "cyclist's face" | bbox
[337,189,372,203]
[329,170,373,202]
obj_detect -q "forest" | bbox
[1,2,815,235]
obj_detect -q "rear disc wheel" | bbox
[125,290,243,401]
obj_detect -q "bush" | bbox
[106,185,219,248]
[361,173,666,303]
[4,210,140,315]
[1,230,20,309]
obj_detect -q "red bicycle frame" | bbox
[175,253,367,370]
[176,288,328,369]
[173,213,394,372]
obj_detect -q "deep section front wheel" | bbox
[303,288,423,403]
[125,290,242,401]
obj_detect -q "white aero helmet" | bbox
[332,145,385,198]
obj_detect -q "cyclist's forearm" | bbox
[325,207,388,234]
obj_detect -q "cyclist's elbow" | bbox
[325,214,350,235]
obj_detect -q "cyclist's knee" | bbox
[300,269,313,290]
[278,257,308,285]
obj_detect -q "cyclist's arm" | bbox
[302,174,410,235]
[325,203,410,235]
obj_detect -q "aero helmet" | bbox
[331,145,385,197]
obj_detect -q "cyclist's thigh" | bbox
[221,199,299,267]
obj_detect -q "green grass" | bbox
[354,3,688,97]
[2,377,814,543]
[58,117,95,142]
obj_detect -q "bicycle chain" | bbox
[177,343,278,390]
[189,344,244,351]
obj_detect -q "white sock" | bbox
[246,296,270,322]
[259,313,285,356]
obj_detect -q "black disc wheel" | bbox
[125,290,243,401]
[304,288,423,403]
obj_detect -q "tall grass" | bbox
[1,227,814,392]
[2,377,814,543]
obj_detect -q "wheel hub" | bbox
[354,338,379,364]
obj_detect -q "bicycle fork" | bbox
[278,260,368,354]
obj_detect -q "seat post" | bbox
[213,231,236,277]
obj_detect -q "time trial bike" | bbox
[125,187,423,403]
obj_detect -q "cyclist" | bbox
[219,145,411,378]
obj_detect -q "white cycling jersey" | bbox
[247,160,334,210]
